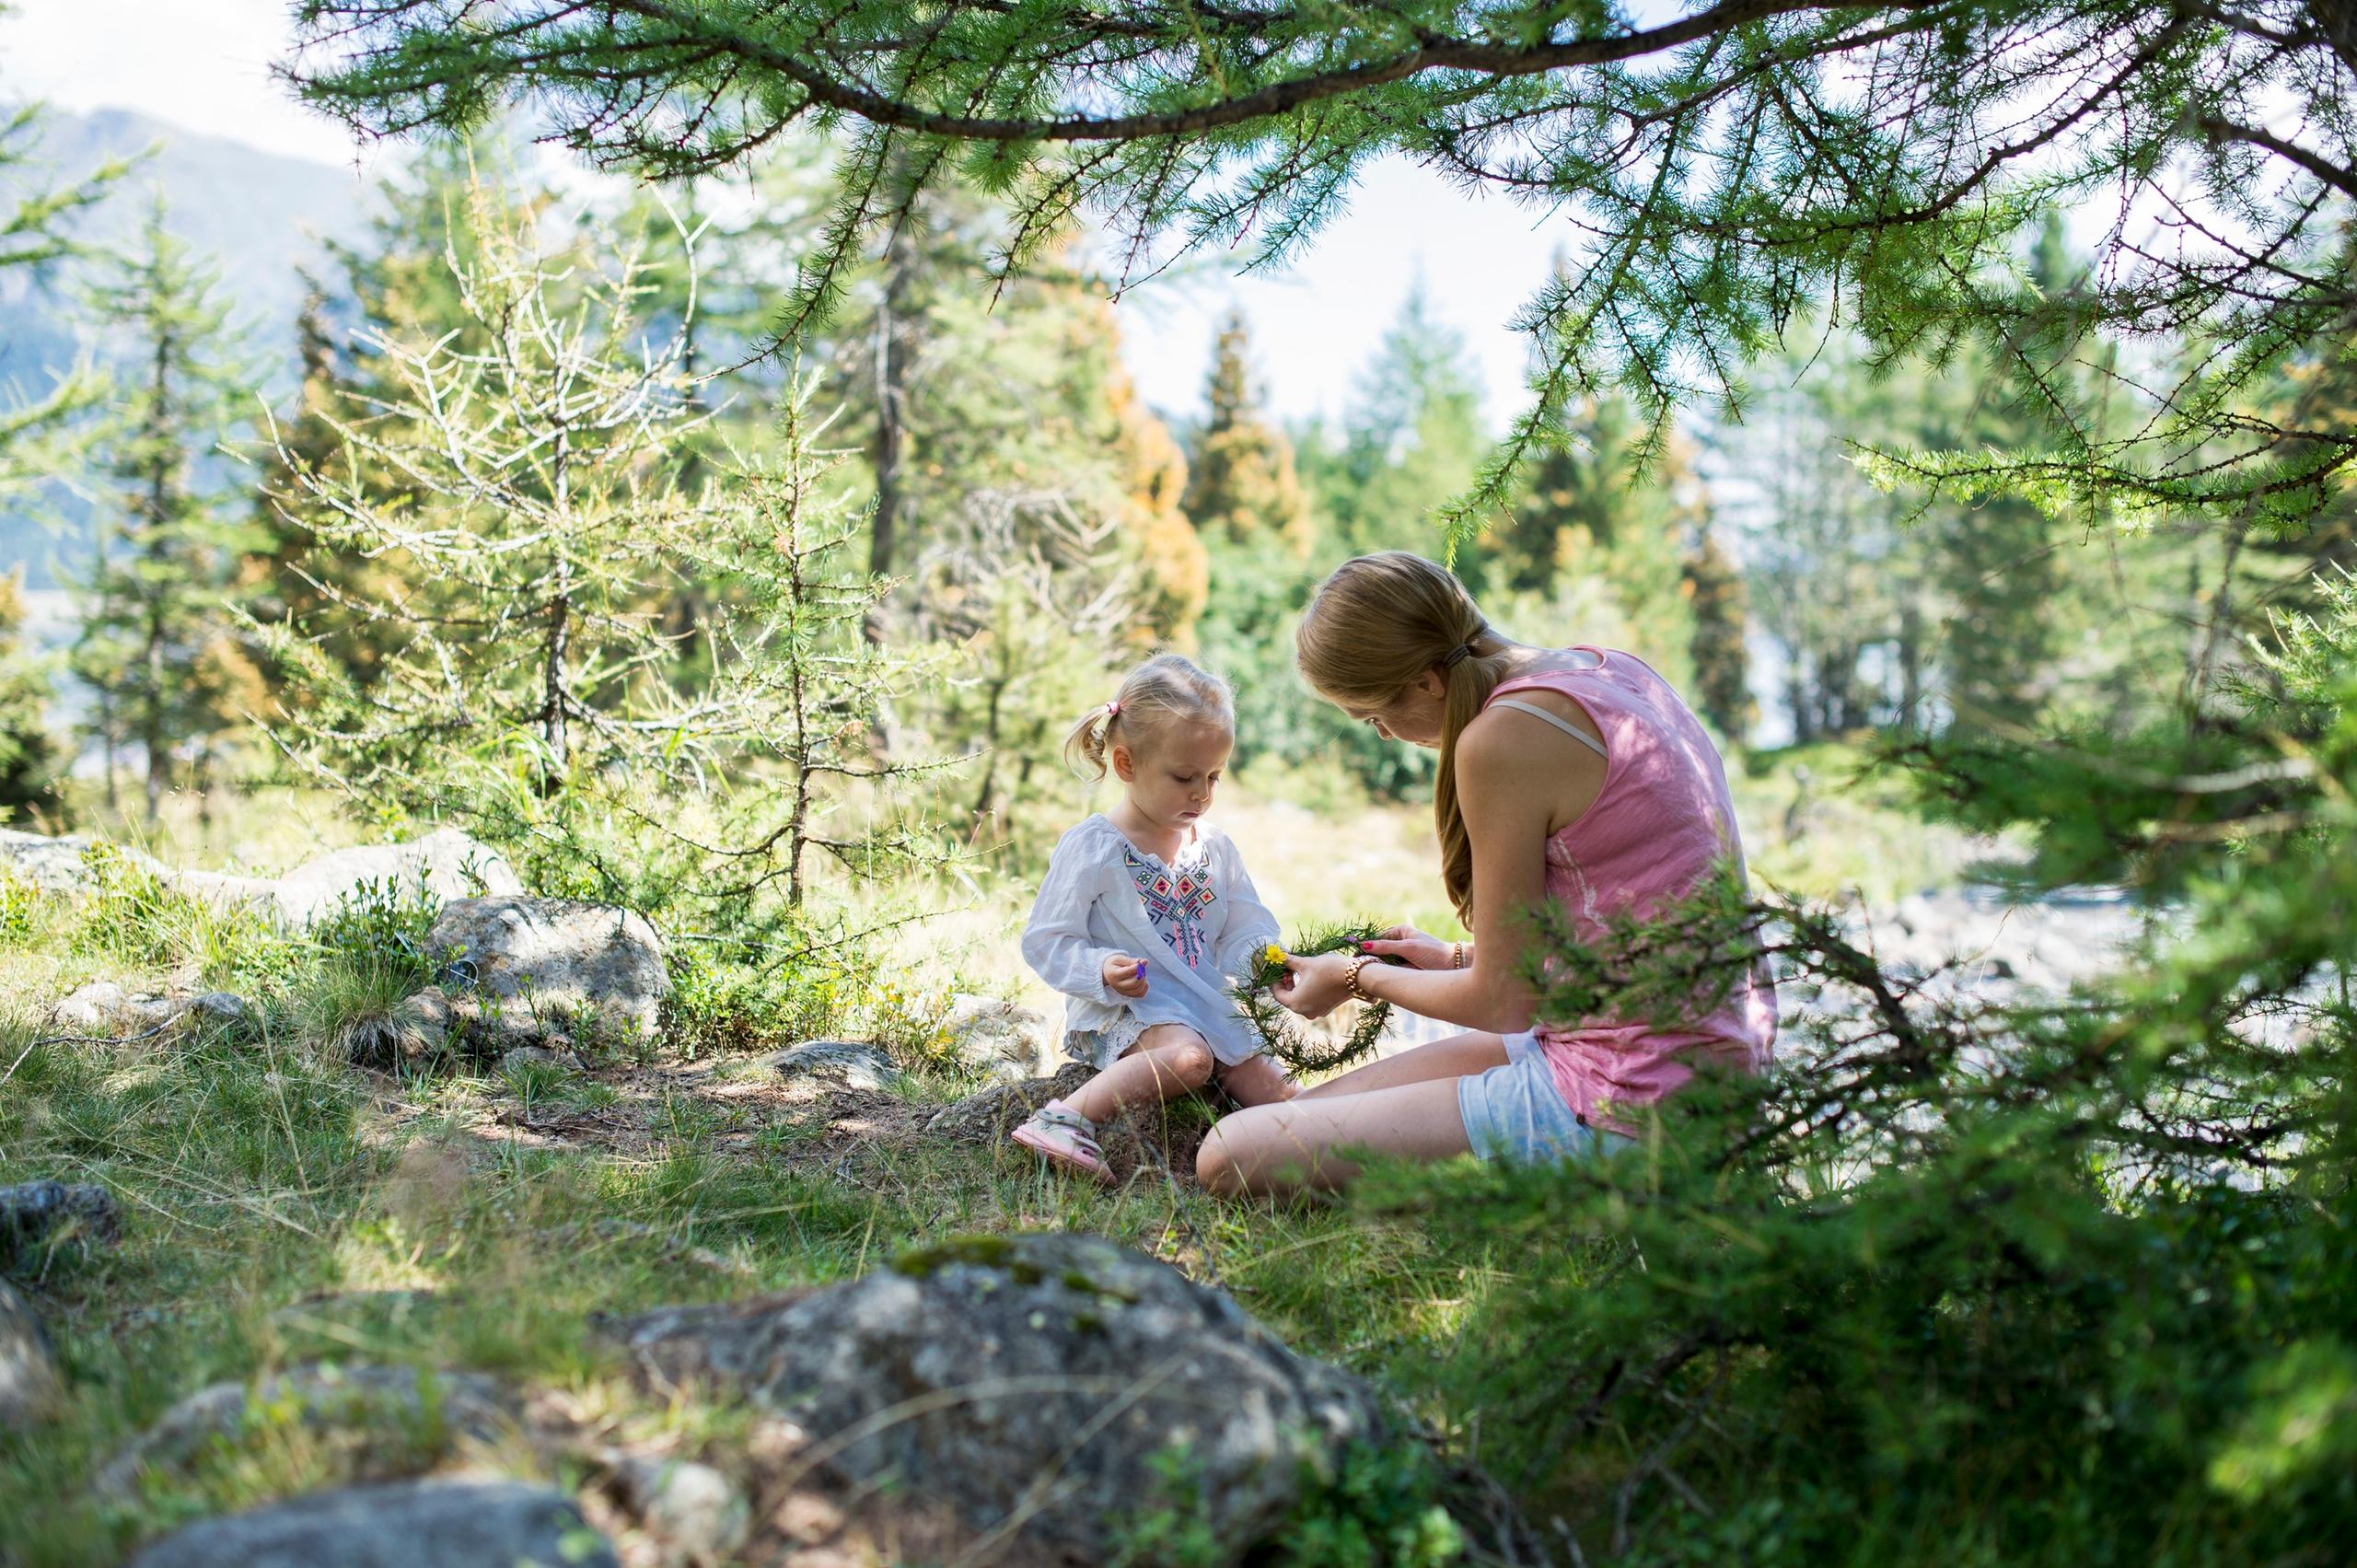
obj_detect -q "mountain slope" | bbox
[0,105,376,583]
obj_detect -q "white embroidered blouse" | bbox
[1019,814,1282,1066]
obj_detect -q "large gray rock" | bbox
[127,1478,616,1568]
[605,1232,1386,1564]
[0,1179,121,1269]
[95,1362,517,1498]
[0,829,162,895]
[259,828,524,927]
[426,897,668,1048]
[0,827,520,930]
[0,1279,59,1432]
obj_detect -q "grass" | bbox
[0,756,1961,1562]
[0,842,1488,1564]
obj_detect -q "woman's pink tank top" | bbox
[1488,650,1776,1132]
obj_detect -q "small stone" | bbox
[766,1040,897,1092]
[48,981,131,1034]
[126,1478,616,1568]
[610,1456,750,1567]
[941,993,1049,1074]
[0,1278,60,1432]
[186,993,248,1025]
[772,1491,844,1545]
[499,1046,566,1074]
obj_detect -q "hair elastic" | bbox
[1439,642,1478,670]
[1105,700,1121,717]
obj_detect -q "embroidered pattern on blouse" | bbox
[1124,847,1217,970]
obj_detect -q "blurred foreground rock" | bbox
[127,1479,615,1568]
[0,1179,122,1270]
[606,1231,1384,1564]
[0,1279,59,1433]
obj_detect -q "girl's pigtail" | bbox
[1062,701,1120,780]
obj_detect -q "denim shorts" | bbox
[1457,1030,1632,1166]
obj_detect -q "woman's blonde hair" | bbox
[1295,552,1511,922]
[1062,653,1236,781]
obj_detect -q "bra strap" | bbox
[1488,697,1608,760]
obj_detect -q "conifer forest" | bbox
[0,3,2352,1564]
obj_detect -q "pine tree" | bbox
[0,97,129,499]
[1306,283,1488,563]
[69,193,261,824]
[0,567,62,824]
[1683,524,1753,742]
[1180,309,1310,555]
[260,172,938,909]
[1922,215,2082,735]
[260,176,708,810]
[295,3,2357,530]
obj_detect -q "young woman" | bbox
[1195,552,1775,1198]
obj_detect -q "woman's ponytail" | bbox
[1295,552,1507,922]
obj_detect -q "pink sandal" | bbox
[1010,1099,1113,1185]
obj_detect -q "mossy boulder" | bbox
[603,1232,1386,1565]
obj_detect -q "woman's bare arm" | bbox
[1283,705,1602,1031]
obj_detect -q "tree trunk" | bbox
[865,222,918,643]
[542,428,573,791]
[139,320,173,825]
[2315,0,2357,80]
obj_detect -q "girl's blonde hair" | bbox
[1295,552,1511,923]
[1062,653,1236,781]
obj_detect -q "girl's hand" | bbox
[1274,949,1353,1019]
[1357,924,1455,970]
[1102,952,1149,999]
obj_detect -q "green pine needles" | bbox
[1233,922,1407,1074]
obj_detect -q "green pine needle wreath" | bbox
[1234,922,1410,1074]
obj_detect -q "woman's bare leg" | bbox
[1196,1077,1473,1198]
[1295,1029,1508,1099]
[1213,1053,1297,1109]
[1066,1025,1214,1124]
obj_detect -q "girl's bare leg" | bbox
[1067,1025,1214,1124]
[1196,1077,1472,1198]
[1295,1029,1508,1099]
[1213,1053,1297,1108]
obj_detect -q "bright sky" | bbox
[0,0,1570,429]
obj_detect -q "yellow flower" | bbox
[1262,944,1285,966]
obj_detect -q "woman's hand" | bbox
[1101,952,1149,999]
[1357,924,1457,970]
[1274,949,1354,1019]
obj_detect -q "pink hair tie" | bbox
[1105,700,1121,717]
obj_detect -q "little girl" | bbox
[1014,654,1296,1181]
